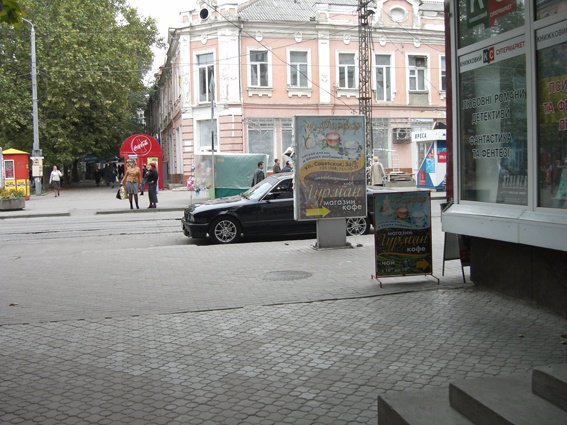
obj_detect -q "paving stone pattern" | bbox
[1,289,566,424]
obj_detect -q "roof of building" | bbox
[238,0,359,22]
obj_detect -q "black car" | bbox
[181,173,381,244]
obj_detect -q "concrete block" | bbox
[378,387,473,425]
[533,364,567,412]
[449,374,567,425]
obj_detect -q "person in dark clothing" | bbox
[273,158,281,173]
[251,161,265,186]
[94,167,102,187]
[146,162,159,208]
[281,161,292,172]
[140,164,148,195]
[104,164,116,188]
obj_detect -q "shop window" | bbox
[536,0,567,20]
[536,22,567,209]
[282,119,293,158]
[457,0,525,48]
[248,119,274,166]
[372,118,391,168]
[459,41,527,205]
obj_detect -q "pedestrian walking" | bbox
[122,160,141,210]
[273,158,281,174]
[370,156,386,186]
[251,161,265,186]
[49,165,63,197]
[146,162,159,208]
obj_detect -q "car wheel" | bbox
[209,216,241,244]
[346,217,369,236]
[182,227,190,238]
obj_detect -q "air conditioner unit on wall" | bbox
[393,127,411,144]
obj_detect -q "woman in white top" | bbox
[49,165,63,197]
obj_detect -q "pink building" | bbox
[147,0,446,186]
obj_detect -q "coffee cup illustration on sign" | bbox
[325,132,341,149]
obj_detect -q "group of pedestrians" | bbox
[122,160,159,210]
[251,158,294,187]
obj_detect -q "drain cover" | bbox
[263,270,312,281]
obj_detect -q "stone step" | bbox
[449,374,567,425]
[378,387,474,425]
[532,364,567,412]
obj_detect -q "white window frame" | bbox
[374,53,393,101]
[195,51,215,103]
[408,54,428,92]
[248,48,271,88]
[440,55,446,92]
[287,49,310,89]
[337,51,357,89]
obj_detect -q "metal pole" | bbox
[210,75,215,199]
[22,18,42,195]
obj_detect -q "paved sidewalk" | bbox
[8,184,556,425]
[0,184,192,218]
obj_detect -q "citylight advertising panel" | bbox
[459,35,527,205]
[374,191,432,277]
[293,116,366,221]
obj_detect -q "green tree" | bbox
[0,0,24,25]
[0,0,161,169]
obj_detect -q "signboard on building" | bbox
[293,115,366,221]
[374,191,432,277]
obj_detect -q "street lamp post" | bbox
[22,18,43,195]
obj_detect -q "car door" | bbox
[253,178,298,236]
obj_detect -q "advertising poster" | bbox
[193,155,214,198]
[4,160,15,180]
[294,115,366,221]
[374,191,432,277]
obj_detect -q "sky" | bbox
[127,0,191,80]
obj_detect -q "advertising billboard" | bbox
[293,115,367,221]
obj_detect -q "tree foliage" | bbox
[0,0,24,25]
[0,0,161,166]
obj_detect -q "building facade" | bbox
[146,0,447,186]
[443,0,567,314]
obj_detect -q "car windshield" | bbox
[241,179,275,200]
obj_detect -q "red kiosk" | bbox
[119,134,163,190]
[2,148,31,199]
